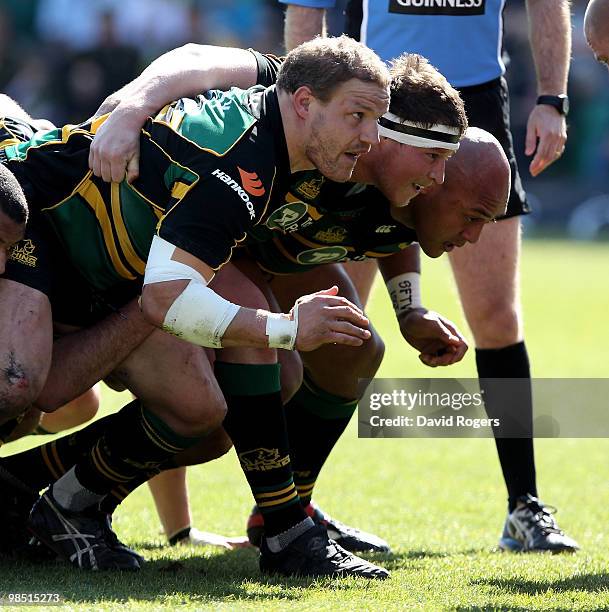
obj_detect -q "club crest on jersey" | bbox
[389,0,485,16]
[8,239,37,267]
[296,246,349,265]
[313,226,348,244]
[265,202,308,232]
[295,176,324,200]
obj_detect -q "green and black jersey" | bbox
[243,54,418,275]
[3,56,290,294]
[245,172,417,274]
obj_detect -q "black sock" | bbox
[285,374,357,506]
[72,399,200,497]
[0,416,112,491]
[476,341,537,511]
[98,458,176,514]
[216,362,307,538]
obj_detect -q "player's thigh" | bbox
[341,260,378,307]
[271,264,384,398]
[448,216,522,348]
[0,278,53,419]
[111,329,226,433]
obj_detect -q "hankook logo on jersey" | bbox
[295,176,324,200]
[297,246,349,265]
[389,0,485,16]
[237,167,265,197]
[211,168,256,219]
[239,448,291,472]
[313,226,348,243]
[9,239,37,267]
[265,202,308,231]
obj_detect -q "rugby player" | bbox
[79,45,497,552]
[0,37,395,577]
[282,0,578,555]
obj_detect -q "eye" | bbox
[351,112,364,121]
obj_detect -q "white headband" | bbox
[378,112,461,151]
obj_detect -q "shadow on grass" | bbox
[454,607,589,612]
[473,573,609,596]
[0,547,382,604]
[370,548,485,571]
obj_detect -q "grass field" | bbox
[2,238,609,611]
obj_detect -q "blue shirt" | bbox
[280,0,507,88]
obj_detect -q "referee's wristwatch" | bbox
[536,94,569,116]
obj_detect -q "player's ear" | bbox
[292,86,314,120]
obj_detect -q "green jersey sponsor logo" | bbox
[265,202,308,231]
[296,246,348,265]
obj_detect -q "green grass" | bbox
[2,238,609,611]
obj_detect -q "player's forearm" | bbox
[526,0,571,95]
[34,302,155,412]
[141,280,293,350]
[284,5,326,51]
[378,245,421,281]
[99,44,259,123]
[379,246,423,317]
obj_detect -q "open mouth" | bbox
[443,242,455,252]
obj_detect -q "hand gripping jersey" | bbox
[2,78,291,295]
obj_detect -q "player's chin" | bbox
[326,154,359,182]
[419,240,444,258]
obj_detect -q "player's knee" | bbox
[171,381,228,436]
[470,302,522,348]
[352,329,385,378]
[0,360,45,422]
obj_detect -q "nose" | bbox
[360,118,380,146]
[462,223,484,244]
[429,158,446,185]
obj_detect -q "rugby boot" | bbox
[28,492,140,570]
[498,494,579,553]
[100,511,145,565]
[259,524,389,579]
[248,500,390,552]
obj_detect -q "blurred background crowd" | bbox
[0,0,608,236]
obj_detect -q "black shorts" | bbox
[458,77,530,219]
[2,209,140,327]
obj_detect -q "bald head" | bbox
[443,127,510,215]
[585,0,609,64]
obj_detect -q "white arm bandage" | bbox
[144,235,240,348]
[386,272,422,317]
